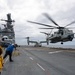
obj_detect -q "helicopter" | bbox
[27,13,75,44]
[25,37,49,47]
[40,31,52,45]
[25,37,42,47]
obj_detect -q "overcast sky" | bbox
[0,0,75,45]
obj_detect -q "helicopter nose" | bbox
[68,34,74,41]
[71,34,74,38]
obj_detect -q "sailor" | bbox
[3,44,16,62]
[0,47,4,74]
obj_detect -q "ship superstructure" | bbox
[0,13,15,46]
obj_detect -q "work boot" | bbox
[0,72,1,75]
[10,60,14,62]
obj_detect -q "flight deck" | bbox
[1,46,75,75]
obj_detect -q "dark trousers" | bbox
[3,51,13,61]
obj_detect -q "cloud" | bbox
[0,0,75,45]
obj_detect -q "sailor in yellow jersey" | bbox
[0,46,3,51]
[0,46,4,74]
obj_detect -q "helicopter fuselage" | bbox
[48,28,74,43]
[27,13,75,44]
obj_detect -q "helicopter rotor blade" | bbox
[39,28,54,29]
[50,29,53,35]
[40,32,50,35]
[64,21,75,27]
[67,27,75,29]
[43,13,60,27]
[40,29,53,36]
[27,20,56,28]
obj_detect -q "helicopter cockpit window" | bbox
[51,34,53,37]
[58,30,63,35]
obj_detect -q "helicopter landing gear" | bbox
[61,42,63,44]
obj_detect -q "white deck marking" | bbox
[37,63,45,71]
[29,57,33,60]
[5,57,9,63]
[49,50,63,54]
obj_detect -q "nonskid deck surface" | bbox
[2,46,75,75]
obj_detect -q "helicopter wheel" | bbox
[61,42,63,44]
